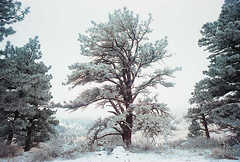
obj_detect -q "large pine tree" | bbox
[64,8,178,147]
[0,1,58,151]
[189,0,240,136]
[0,37,58,151]
[187,79,212,138]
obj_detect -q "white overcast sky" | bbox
[5,0,224,117]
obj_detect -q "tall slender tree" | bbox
[0,0,29,144]
[0,1,58,151]
[0,38,58,151]
[189,0,240,136]
[65,8,179,147]
[187,79,212,138]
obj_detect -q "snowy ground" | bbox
[52,146,236,162]
[1,116,239,162]
[1,146,237,162]
[50,117,239,162]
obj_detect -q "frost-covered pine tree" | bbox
[64,8,179,147]
[197,0,240,135]
[187,79,212,138]
[188,120,203,138]
[0,0,29,41]
[0,37,58,151]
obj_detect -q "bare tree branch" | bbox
[96,132,121,140]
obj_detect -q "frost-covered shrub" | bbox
[59,140,90,159]
[220,136,240,157]
[180,137,223,149]
[133,98,173,141]
[29,141,62,162]
[30,135,90,161]
[54,134,90,157]
[0,142,21,158]
[224,135,240,146]
[29,118,94,161]
[222,143,240,158]
[99,135,124,148]
[231,144,240,156]
[132,134,158,151]
[211,144,239,160]
[87,118,115,151]
[87,101,173,150]
[188,120,203,138]
[30,149,54,162]
[162,138,186,149]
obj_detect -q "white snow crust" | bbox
[53,146,236,162]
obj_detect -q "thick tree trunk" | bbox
[201,114,210,139]
[24,126,33,152]
[121,69,134,147]
[122,112,133,148]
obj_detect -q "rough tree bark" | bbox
[201,114,210,139]
[24,122,34,152]
[122,112,133,147]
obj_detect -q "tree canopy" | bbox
[0,0,29,42]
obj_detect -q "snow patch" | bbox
[52,148,238,162]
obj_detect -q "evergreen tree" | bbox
[64,8,178,147]
[188,119,203,138]
[196,0,240,134]
[187,80,212,138]
[186,108,211,138]
[0,0,29,41]
[0,37,58,151]
[0,0,29,144]
[0,1,58,151]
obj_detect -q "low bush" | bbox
[179,137,223,149]
[98,135,123,148]
[61,139,90,159]
[0,142,22,158]
[29,141,61,162]
[210,145,239,160]
[30,134,91,161]
[131,135,159,152]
